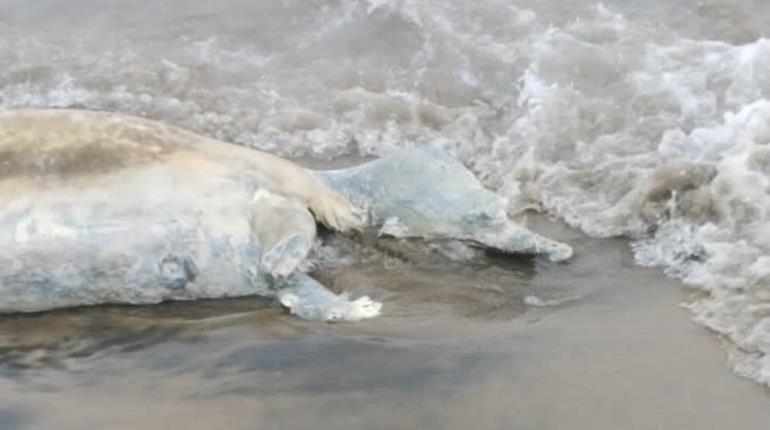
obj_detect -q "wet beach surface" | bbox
[0,218,766,430]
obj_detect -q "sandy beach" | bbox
[0,218,766,430]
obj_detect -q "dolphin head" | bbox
[317,147,573,262]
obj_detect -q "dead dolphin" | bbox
[0,109,572,321]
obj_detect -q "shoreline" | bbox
[0,219,767,429]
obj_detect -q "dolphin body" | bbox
[0,109,572,321]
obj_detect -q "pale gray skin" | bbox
[319,148,573,262]
[0,109,572,321]
[0,109,375,321]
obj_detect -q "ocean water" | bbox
[2,0,770,387]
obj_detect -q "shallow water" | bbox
[2,0,770,424]
[0,219,767,429]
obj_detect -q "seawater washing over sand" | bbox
[0,220,768,430]
[2,0,770,414]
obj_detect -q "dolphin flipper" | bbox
[274,273,382,322]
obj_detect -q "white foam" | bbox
[524,294,583,307]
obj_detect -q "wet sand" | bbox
[0,217,767,430]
